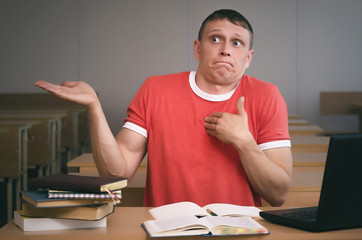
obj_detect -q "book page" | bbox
[199,216,269,235]
[149,201,209,220]
[143,215,209,237]
[203,203,261,217]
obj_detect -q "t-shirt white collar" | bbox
[189,71,240,102]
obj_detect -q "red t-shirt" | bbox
[124,71,290,207]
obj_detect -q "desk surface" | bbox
[1,207,361,240]
[291,136,330,146]
[0,120,41,128]
[288,118,309,125]
[0,127,9,134]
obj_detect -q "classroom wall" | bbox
[1,0,362,134]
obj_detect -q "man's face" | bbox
[194,19,253,89]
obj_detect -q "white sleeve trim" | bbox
[123,122,147,138]
[258,140,291,151]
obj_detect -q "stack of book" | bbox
[14,174,127,231]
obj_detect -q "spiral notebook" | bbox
[48,190,122,199]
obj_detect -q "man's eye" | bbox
[211,37,220,43]
[233,41,242,46]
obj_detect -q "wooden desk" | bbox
[69,153,325,207]
[289,125,325,136]
[0,121,40,222]
[1,207,361,239]
[67,153,147,188]
[0,107,89,159]
[0,120,41,189]
[291,136,330,153]
[351,102,362,132]
[288,119,309,126]
[263,166,324,208]
[292,152,326,167]
[0,93,91,157]
[0,112,67,175]
[288,114,300,119]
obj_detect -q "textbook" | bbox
[141,201,269,237]
[14,211,107,231]
[21,201,115,221]
[142,215,269,237]
[48,189,122,199]
[28,174,127,193]
[21,190,119,208]
[149,201,262,219]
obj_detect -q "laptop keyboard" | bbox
[282,210,318,220]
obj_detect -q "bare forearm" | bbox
[233,136,292,206]
[88,101,128,178]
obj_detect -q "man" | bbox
[35,9,292,207]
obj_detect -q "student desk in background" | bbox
[69,153,325,208]
[67,153,148,188]
[1,207,361,240]
[0,107,90,159]
[288,118,309,126]
[0,93,91,158]
[351,102,362,132]
[289,125,325,136]
[291,136,330,153]
[0,111,67,175]
[0,120,41,190]
[0,120,40,222]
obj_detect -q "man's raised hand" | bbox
[34,80,99,110]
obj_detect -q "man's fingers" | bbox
[204,116,219,124]
[204,122,217,130]
[34,80,60,93]
[35,80,72,100]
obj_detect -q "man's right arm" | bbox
[34,80,146,179]
[89,99,147,179]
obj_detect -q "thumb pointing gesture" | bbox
[237,96,246,116]
[237,96,249,129]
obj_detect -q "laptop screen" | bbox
[316,134,362,230]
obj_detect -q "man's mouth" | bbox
[214,61,233,67]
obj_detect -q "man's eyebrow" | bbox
[208,29,244,38]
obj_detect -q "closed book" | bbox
[14,211,107,231]
[28,174,127,193]
[21,201,115,221]
[48,190,122,199]
[21,190,118,208]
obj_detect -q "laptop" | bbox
[259,134,362,232]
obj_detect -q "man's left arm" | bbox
[204,97,292,206]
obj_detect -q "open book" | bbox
[149,201,262,219]
[142,201,269,237]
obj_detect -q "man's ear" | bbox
[244,49,254,70]
[193,39,201,61]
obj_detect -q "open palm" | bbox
[34,80,99,109]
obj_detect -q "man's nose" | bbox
[220,44,231,56]
[220,51,231,56]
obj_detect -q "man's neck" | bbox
[195,71,241,95]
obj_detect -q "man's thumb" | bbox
[237,96,245,116]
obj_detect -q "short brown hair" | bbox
[198,9,254,50]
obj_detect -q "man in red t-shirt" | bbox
[35,9,292,207]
